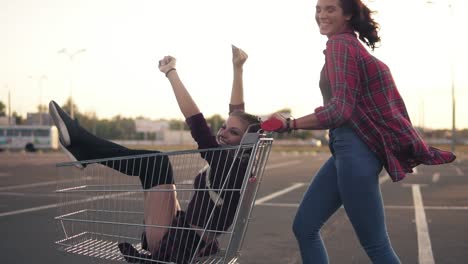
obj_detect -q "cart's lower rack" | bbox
[56,231,238,263]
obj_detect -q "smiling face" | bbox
[216,115,248,146]
[315,0,352,38]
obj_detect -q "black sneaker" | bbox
[49,100,85,169]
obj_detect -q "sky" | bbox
[1,0,467,129]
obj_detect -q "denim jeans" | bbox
[292,126,400,264]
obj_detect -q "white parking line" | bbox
[0,177,92,191]
[255,183,306,205]
[412,184,435,264]
[0,191,135,218]
[379,172,390,184]
[0,160,302,218]
[258,203,468,211]
[432,172,440,183]
[386,205,468,210]
[266,160,302,170]
[455,167,464,176]
[0,182,308,218]
[0,203,61,218]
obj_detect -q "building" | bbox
[25,113,53,126]
[0,116,15,125]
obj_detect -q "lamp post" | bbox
[426,0,456,152]
[58,48,86,119]
[28,74,48,125]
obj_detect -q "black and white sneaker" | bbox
[49,100,84,169]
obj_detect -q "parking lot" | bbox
[0,151,467,263]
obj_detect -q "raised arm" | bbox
[158,56,200,118]
[230,45,248,113]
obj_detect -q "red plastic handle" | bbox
[261,117,283,132]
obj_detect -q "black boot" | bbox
[49,100,86,169]
[118,242,154,264]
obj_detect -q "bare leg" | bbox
[143,184,181,254]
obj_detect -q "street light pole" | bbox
[58,48,86,119]
[426,0,456,152]
[28,75,48,125]
[448,2,456,153]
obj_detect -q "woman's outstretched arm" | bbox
[158,56,201,118]
[230,45,248,112]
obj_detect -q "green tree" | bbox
[37,104,48,113]
[206,114,225,134]
[169,119,188,130]
[12,111,23,124]
[60,97,79,117]
[78,111,99,135]
[0,101,5,116]
[275,108,292,115]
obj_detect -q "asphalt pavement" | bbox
[0,151,467,264]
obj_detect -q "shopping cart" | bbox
[54,131,273,263]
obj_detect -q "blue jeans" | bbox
[292,126,400,264]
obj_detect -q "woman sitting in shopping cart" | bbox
[49,45,261,263]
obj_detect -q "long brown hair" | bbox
[229,110,261,133]
[340,0,381,50]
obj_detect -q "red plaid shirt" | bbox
[314,31,456,182]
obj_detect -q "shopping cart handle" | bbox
[261,117,283,132]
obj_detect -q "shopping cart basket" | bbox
[55,131,273,263]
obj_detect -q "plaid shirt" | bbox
[314,31,456,182]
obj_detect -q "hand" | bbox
[262,112,289,133]
[158,56,177,75]
[232,45,248,68]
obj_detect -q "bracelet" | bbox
[293,118,298,130]
[165,68,176,77]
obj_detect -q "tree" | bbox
[275,108,292,115]
[60,97,79,117]
[206,114,225,134]
[37,104,48,113]
[0,101,5,116]
[169,119,188,130]
[12,111,23,124]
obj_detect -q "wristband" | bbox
[165,68,176,77]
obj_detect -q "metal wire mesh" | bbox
[55,132,273,263]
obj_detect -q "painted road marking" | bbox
[379,172,390,184]
[432,172,440,183]
[255,183,306,205]
[257,203,468,211]
[265,160,302,170]
[412,184,435,264]
[0,177,92,191]
[0,161,302,217]
[0,191,135,218]
[455,167,464,176]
